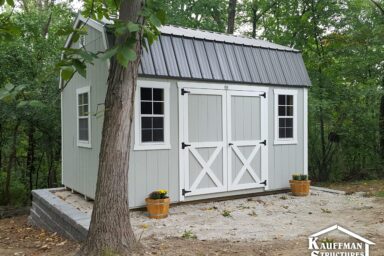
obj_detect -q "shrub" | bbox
[292,173,308,180]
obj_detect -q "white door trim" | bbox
[226,90,269,191]
[179,88,227,198]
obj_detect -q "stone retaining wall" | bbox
[28,188,90,241]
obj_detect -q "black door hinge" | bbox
[259,140,267,146]
[259,92,266,98]
[260,180,267,186]
[181,88,190,95]
[182,189,191,196]
[182,142,191,149]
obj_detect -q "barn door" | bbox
[180,88,227,197]
[227,90,268,191]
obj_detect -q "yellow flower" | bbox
[158,189,168,194]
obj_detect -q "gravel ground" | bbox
[55,189,384,244]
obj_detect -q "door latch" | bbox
[259,140,267,146]
[259,92,266,98]
[260,180,267,186]
[182,142,191,149]
[181,88,190,95]
[182,189,191,196]
[229,143,233,146]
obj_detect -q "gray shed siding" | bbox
[62,26,106,199]
[62,23,308,208]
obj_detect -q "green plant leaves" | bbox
[17,100,45,109]
[61,67,74,81]
[127,22,140,32]
[5,0,14,6]
[116,46,137,68]
[101,46,119,60]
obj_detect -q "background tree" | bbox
[238,0,384,181]
[0,1,72,205]
[227,0,237,34]
[158,0,228,32]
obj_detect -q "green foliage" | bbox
[292,174,308,181]
[69,0,167,70]
[149,189,168,199]
[222,209,232,217]
[233,0,384,182]
[181,230,197,239]
[0,3,72,206]
[158,0,228,32]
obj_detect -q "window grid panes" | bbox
[78,92,89,142]
[278,95,294,139]
[140,87,164,143]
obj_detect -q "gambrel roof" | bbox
[68,15,311,87]
[139,26,311,87]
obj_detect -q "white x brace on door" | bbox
[179,85,268,199]
[227,90,268,191]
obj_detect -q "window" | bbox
[274,89,297,144]
[76,87,91,148]
[134,81,170,150]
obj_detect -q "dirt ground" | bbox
[56,189,384,242]
[315,179,384,196]
[0,214,302,256]
[1,215,383,256]
[1,182,384,255]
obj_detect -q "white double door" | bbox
[180,86,268,198]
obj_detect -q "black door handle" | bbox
[182,142,191,149]
[229,143,233,146]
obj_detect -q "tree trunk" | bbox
[26,124,36,195]
[227,0,237,34]
[251,7,257,38]
[380,93,384,159]
[78,0,145,255]
[47,148,55,187]
[318,107,328,181]
[0,123,2,170]
[35,153,44,188]
[4,122,20,205]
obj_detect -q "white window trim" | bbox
[76,86,92,148]
[134,80,171,151]
[274,89,298,145]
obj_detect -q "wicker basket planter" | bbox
[146,190,170,219]
[289,179,311,196]
[145,198,170,219]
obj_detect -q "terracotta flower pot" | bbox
[145,198,170,219]
[289,180,311,196]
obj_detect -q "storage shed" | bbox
[61,15,311,208]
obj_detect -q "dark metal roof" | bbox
[138,26,311,87]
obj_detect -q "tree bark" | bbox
[0,123,3,170]
[380,91,384,159]
[251,6,257,38]
[4,122,20,205]
[47,148,55,187]
[35,153,44,188]
[78,0,145,255]
[227,0,237,34]
[26,124,36,195]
